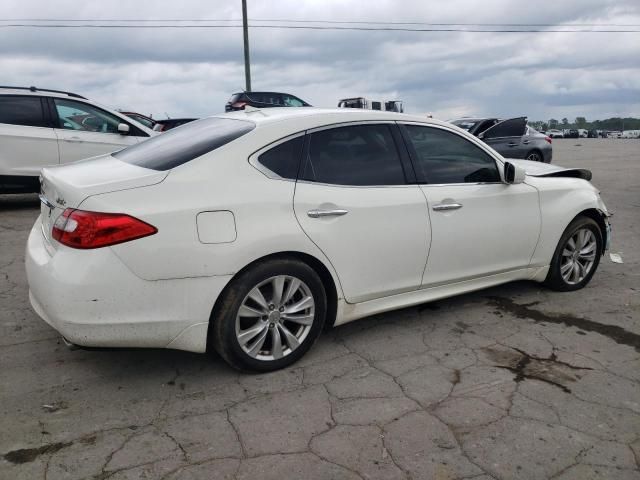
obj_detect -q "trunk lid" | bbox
[39,154,169,249]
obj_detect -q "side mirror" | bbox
[504,162,526,184]
[117,123,130,135]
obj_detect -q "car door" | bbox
[293,123,430,304]
[479,117,528,159]
[400,123,540,286]
[0,95,59,177]
[50,98,146,163]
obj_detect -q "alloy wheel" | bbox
[527,152,542,162]
[560,228,597,285]
[235,275,315,361]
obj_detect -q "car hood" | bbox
[506,159,592,181]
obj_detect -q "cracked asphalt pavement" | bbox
[1,139,639,480]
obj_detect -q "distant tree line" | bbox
[529,117,640,131]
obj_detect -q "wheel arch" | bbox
[206,251,340,352]
[572,208,608,254]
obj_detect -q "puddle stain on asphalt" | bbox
[3,441,72,464]
[487,296,640,352]
[483,346,593,393]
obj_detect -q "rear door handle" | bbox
[522,140,530,145]
[508,142,518,147]
[65,136,83,143]
[307,209,348,218]
[432,203,463,212]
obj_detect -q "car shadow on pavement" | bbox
[0,193,39,210]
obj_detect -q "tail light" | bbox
[232,101,247,109]
[545,136,552,144]
[52,209,157,249]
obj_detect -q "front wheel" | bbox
[544,216,602,291]
[210,259,327,372]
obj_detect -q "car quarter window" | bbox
[257,136,304,179]
[53,98,128,135]
[302,124,407,186]
[0,95,46,127]
[403,125,501,184]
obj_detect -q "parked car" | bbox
[225,91,311,111]
[587,130,599,138]
[153,118,198,132]
[0,86,156,194]
[28,108,610,371]
[547,129,564,138]
[565,129,580,139]
[621,130,640,139]
[450,117,552,162]
[607,131,623,139]
[121,112,156,130]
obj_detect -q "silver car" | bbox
[451,117,553,163]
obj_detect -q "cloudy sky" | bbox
[2,0,639,122]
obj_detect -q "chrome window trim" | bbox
[398,121,507,184]
[306,120,398,134]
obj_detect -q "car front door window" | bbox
[53,98,122,134]
[403,125,500,184]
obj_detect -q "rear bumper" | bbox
[26,215,232,353]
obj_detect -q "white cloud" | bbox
[1,0,639,121]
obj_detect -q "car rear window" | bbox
[113,117,255,170]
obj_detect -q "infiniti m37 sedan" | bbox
[27,108,611,371]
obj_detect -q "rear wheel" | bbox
[526,150,543,162]
[544,216,602,291]
[210,259,326,372]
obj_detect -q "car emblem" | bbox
[56,196,66,207]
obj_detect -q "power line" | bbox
[2,18,640,27]
[0,23,638,33]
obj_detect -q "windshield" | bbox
[451,119,480,131]
[113,117,255,170]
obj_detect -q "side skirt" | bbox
[334,266,549,326]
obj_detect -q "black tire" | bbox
[210,258,327,372]
[544,216,602,292]
[526,150,543,162]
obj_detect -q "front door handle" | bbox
[432,203,463,212]
[65,137,83,143]
[508,142,518,147]
[307,209,348,218]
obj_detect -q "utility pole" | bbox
[242,0,252,92]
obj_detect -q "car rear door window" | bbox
[257,136,304,179]
[0,95,46,127]
[302,124,407,186]
[404,125,500,184]
[114,117,255,171]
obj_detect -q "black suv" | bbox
[225,92,311,111]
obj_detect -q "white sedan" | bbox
[26,108,611,371]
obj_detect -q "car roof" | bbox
[213,107,451,130]
[0,86,87,99]
[234,91,300,96]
